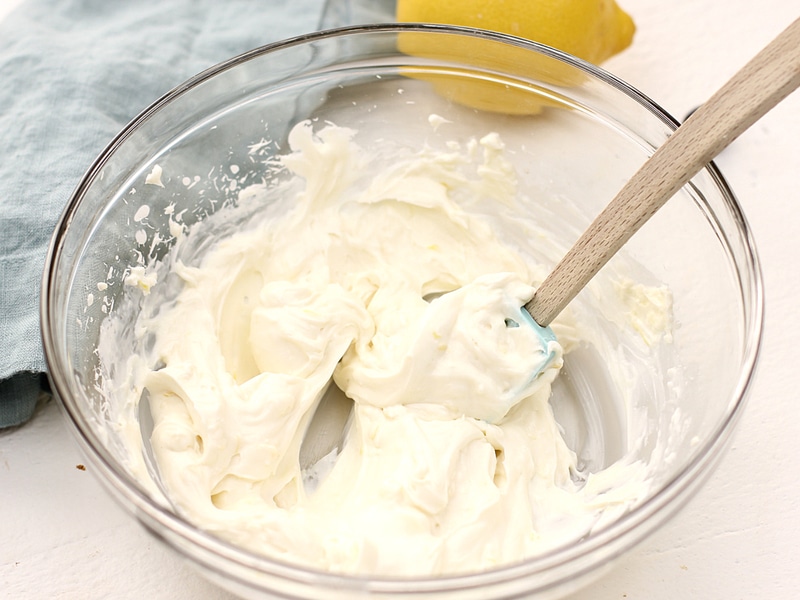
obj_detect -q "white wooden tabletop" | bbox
[2,0,799,598]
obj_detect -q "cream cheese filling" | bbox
[103,119,672,576]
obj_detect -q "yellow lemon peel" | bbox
[396,0,635,114]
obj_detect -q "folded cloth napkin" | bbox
[0,0,327,428]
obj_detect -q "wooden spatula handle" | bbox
[525,17,800,327]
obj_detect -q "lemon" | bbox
[397,0,635,65]
[396,0,635,114]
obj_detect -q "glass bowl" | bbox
[41,24,762,599]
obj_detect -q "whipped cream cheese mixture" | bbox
[100,118,675,576]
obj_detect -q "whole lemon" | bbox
[395,0,635,114]
[396,0,635,65]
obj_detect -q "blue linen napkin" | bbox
[0,0,327,428]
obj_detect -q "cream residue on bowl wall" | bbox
[96,117,679,576]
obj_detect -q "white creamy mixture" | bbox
[102,119,673,576]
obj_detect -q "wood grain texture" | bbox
[525,17,800,326]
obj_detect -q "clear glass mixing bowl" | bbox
[41,24,762,600]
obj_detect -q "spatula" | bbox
[525,17,800,327]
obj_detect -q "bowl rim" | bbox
[40,22,764,595]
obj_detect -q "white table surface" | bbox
[2,0,799,598]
